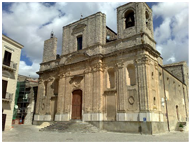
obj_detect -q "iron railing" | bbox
[3,61,17,70]
[10,61,17,69]
[5,92,13,101]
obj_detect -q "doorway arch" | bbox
[72,90,82,120]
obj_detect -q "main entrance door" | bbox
[72,90,82,120]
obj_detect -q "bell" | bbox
[128,17,132,23]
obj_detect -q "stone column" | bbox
[46,77,54,115]
[35,79,44,114]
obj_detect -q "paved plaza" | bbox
[2,124,189,142]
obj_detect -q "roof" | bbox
[163,61,187,67]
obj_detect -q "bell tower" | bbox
[42,31,57,63]
[117,2,156,49]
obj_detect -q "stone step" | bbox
[39,121,106,133]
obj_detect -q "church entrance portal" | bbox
[72,90,82,120]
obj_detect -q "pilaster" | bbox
[116,61,125,112]
[35,78,44,114]
[135,56,150,111]
[64,72,71,114]
[57,73,65,114]
[84,66,92,113]
[46,77,55,114]
[92,60,103,113]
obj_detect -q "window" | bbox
[127,64,136,86]
[44,81,48,96]
[107,68,115,89]
[2,80,8,99]
[3,51,12,66]
[53,79,59,95]
[153,97,156,105]
[176,105,179,120]
[77,35,82,50]
[124,10,135,28]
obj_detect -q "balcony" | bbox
[2,61,17,72]
[17,98,30,103]
[2,92,13,103]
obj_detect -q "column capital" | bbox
[92,61,103,72]
[47,76,55,82]
[135,56,151,65]
[116,61,124,69]
[58,73,65,79]
[38,78,44,84]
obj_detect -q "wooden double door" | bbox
[72,90,82,120]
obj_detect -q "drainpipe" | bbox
[162,69,170,132]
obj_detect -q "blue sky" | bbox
[2,2,189,78]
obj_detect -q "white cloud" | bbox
[152,2,189,65]
[18,61,40,78]
[2,2,189,78]
[2,2,126,78]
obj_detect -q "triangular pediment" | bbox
[64,52,89,65]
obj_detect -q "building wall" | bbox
[2,34,23,131]
[62,12,106,56]
[158,66,188,131]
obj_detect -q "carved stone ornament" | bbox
[128,96,135,105]
[69,75,83,88]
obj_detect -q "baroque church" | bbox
[34,2,189,134]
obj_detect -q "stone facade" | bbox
[2,34,23,131]
[34,2,188,134]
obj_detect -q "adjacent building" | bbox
[34,2,189,134]
[2,34,23,131]
[13,75,38,125]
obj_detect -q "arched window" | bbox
[153,97,156,105]
[127,64,136,86]
[124,10,135,28]
[145,11,150,29]
[107,68,115,89]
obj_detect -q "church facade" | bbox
[34,2,189,134]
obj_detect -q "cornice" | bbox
[2,34,23,49]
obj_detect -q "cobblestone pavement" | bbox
[2,125,189,142]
